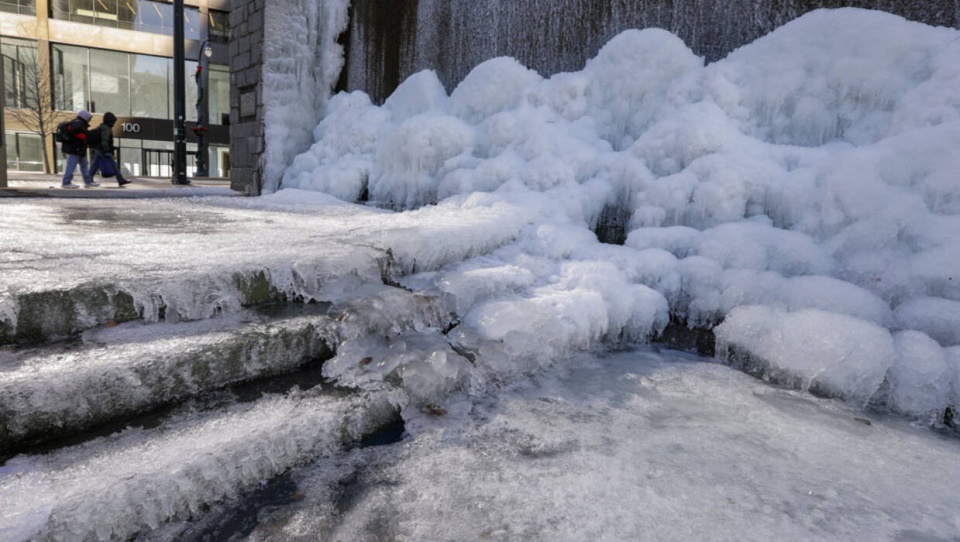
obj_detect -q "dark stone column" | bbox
[0,53,6,188]
[229,0,266,195]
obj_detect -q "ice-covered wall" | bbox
[260,0,350,194]
[342,0,960,103]
[260,0,958,191]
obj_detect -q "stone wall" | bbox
[229,0,265,196]
[344,0,960,104]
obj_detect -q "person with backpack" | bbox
[88,112,131,187]
[59,110,99,189]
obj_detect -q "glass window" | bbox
[170,59,198,122]
[208,10,229,43]
[131,54,170,119]
[117,0,137,30]
[4,132,44,172]
[4,132,15,170]
[1,52,13,108]
[93,0,122,26]
[89,48,130,115]
[1,38,39,110]
[184,7,200,40]
[51,0,200,39]
[53,45,176,120]
[117,138,142,176]
[0,0,36,16]
[2,43,22,108]
[52,44,90,112]
[17,43,40,110]
[210,145,229,177]
[135,0,171,35]
[16,132,44,171]
[207,64,229,125]
[62,0,94,25]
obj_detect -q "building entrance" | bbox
[143,149,173,178]
[142,149,199,178]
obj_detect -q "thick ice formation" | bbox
[283,8,960,420]
[261,0,351,193]
[260,351,960,541]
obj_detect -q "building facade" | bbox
[2,0,232,178]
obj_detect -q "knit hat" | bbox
[77,110,92,121]
[103,112,117,126]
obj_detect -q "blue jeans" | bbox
[62,153,92,186]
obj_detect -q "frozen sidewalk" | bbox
[0,171,239,199]
[0,190,527,345]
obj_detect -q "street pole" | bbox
[172,0,189,185]
[193,39,212,177]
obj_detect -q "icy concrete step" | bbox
[0,264,380,347]
[0,387,400,541]
[0,197,530,348]
[0,285,454,457]
[0,304,336,457]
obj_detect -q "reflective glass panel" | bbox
[208,10,229,43]
[4,132,15,169]
[208,64,229,125]
[51,0,199,38]
[89,49,130,115]
[1,38,39,110]
[0,0,36,16]
[52,44,90,112]
[16,132,43,171]
[131,54,170,119]
[169,60,198,122]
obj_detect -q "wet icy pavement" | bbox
[0,192,528,297]
[146,348,960,541]
[2,195,959,540]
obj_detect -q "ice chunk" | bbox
[582,28,703,149]
[371,114,475,208]
[893,296,960,347]
[449,57,543,124]
[884,330,952,419]
[715,306,894,404]
[384,69,449,122]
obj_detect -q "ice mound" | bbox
[714,306,895,405]
[894,296,960,347]
[709,8,959,146]
[282,8,960,419]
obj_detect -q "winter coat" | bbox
[90,123,115,155]
[60,117,90,156]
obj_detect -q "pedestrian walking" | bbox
[88,112,132,187]
[59,110,99,189]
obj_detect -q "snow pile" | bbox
[283,8,960,421]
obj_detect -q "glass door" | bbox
[142,148,172,177]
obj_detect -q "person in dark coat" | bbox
[88,112,131,187]
[60,110,99,189]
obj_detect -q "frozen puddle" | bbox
[191,348,960,542]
